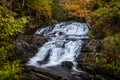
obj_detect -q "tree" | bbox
[30,0,52,19]
[61,0,91,20]
[0,6,28,80]
[89,0,120,38]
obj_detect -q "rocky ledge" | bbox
[16,34,47,64]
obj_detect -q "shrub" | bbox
[0,6,28,80]
[96,33,120,77]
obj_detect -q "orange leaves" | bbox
[64,4,83,17]
[64,4,80,11]
[61,0,91,18]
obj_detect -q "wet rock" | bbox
[72,71,95,80]
[24,66,73,80]
[16,34,47,64]
[94,75,115,80]
[61,61,73,69]
[37,61,47,65]
[80,73,95,80]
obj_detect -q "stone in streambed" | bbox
[37,61,47,65]
[61,61,73,69]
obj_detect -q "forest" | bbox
[0,0,120,80]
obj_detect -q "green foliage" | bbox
[103,33,120,53]
[0,46,8,62]
[30,0,52,19]
[88,28,105,39]
[0,6,28,38]
[0,61,23,80]
[0,5,28,61]
[90,0,120,38]
[96,33,120,76]
[0,16,27,38]
[0,6,28,80]
[86,0,120,78]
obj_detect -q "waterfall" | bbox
[27,22,89,69]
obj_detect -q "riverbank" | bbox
[77,39,120,80]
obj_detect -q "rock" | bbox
[29,72,40,80]
[16,34,47,64]
[81,39,102,53]
[95,75,109,80]
[79,73,95,80]
[37,61,47,65]
[61,61,73,69]
[24,66,72,80]
[77,39,102,77]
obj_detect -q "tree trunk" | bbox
[84,0,91,29]
[35,11,38,24]
[9,0,13,11]
[22,0,25,8]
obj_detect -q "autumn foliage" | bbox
[0,0,120,79]
[61,0,91,19]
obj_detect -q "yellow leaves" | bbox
[31,0,52,19]
[65,4,80,11]
[41,6,52,18]
[0,6,28,41]
[0,5,26,80]
[86,0,90,2]
[0,17,4,27]
[0,16,27,38]
[0,61,21,80]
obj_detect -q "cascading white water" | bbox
[27,22,89,69]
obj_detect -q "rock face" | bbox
[81,39,102,53]
[16,34,47,64]
[24,66,78,80]
[77,39,102,75]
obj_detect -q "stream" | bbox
[27,22,89,80]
